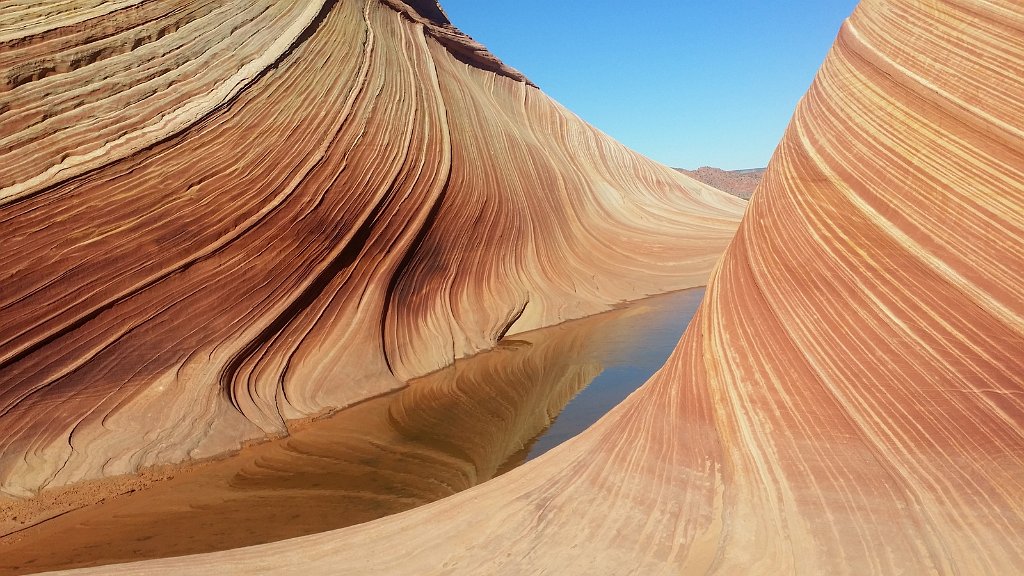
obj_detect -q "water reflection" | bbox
[523,287,705,459]
[0,288,704,574]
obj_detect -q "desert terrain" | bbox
[1,0,1022,574]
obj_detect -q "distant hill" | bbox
[676,166,767,200]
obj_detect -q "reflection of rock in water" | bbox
[0,290,701,574]
[386,339,602,489]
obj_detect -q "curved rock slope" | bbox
[73,0,1024,573]
[0,0,743,498]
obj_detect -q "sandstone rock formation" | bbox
[59,0,1024,573]
[0,0,743,501]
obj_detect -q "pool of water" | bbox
[0,287,705,575]
[514,287,705,463]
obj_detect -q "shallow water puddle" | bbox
[0,287,704,574]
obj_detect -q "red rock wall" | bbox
[0,0,742,498]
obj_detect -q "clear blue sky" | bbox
[440,1,860,170]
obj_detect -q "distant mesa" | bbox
[676,166,766,199]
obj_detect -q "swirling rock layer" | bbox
[0,1,742,498]
[70,0,1024,573]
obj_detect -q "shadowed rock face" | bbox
[0,0,742,499]
[61,0,1024,574]
[396,0,450,25]
[379,0,534,85]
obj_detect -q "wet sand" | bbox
[0,288,703,575]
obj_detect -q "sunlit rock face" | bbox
[0,0,742,498]
[67,0,1024,574]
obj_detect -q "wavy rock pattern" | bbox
[67,0,1024,573]
[0,0,742,499]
